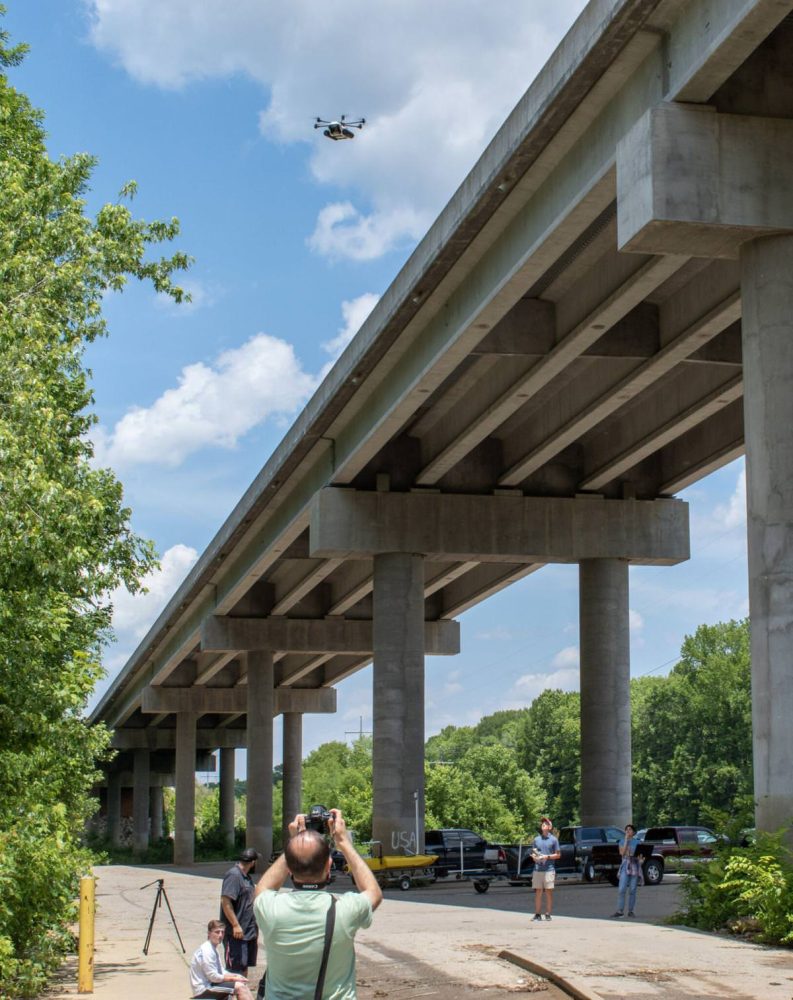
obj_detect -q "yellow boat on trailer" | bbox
[359,853,439,891]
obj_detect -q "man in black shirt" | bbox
[220,848,261,977]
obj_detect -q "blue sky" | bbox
[6,2,749,766]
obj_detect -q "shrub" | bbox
[673,830,793,946]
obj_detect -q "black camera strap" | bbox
[314,894,336,1000]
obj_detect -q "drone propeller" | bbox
[314,116,366,128]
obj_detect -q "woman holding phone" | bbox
[612,823,642,918]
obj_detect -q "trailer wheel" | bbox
[473,880,489,894]
[582,860,596,882]
[399,876,412,891]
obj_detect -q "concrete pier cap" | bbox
[310,488,690,565]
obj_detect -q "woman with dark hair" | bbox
[611,824,642,918]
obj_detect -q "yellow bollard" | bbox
[77,875,95,993]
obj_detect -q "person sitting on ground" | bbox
[253,808,383,999]
[189,919,254,999]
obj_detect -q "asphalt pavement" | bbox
[46,865,793,1000]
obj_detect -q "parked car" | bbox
[424,828,493,877]
[590,824,724,886]
[642,825,724,873]
[590,840,664,885]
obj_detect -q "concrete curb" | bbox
[499,950,605,1000]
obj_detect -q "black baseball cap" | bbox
[238,848,261,863]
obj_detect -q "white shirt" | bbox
[190,939,233,996]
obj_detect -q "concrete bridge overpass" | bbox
[92,0,793,864]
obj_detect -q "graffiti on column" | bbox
[391,830,418,853]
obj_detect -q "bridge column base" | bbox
[132,748,150,857]
[372,552,425,856]
[219,747,236,851]
[247,650,274,861]
[174,712,197,865]
[107,771,122,849]
[579,558,632,827]
[282,712,303,844]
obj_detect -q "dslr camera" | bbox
[306,804,332,834]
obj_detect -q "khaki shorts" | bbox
[532,869,555,890]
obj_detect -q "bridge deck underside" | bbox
[103,4,793,741]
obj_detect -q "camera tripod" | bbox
[140,878,186,955]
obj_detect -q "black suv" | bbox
[424,828,490,876]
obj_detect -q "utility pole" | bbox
[344,716,372,742]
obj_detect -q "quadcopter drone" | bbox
[314,115,366,141]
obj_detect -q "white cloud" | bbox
[308,202,427,262]
[93,332,316,468]
[712,466,746,531]
[474,624,516,642]
[322,292,380,358]
[629,609,644,633]
[110,543,199,641]
[86,1,588,260]
[631,575,749,623]
[551,645,579,670]
[513,666,580,702]
[686,461,748,563]
[154,277,220,315]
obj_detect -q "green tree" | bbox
[425,724,477,763]
[0,14,189,996]
[632,619,752,827]
[515,689,581,825]
[301,738,373,840]
[425,742,546,841]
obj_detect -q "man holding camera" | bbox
[253,808,382,999]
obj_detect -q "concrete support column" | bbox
[741,234,793,835]
[372,552,425,855]
[246,650,274,861]
[174,712,197,865]
[107,771,122,849]
[149,786,164,842]
[132,749,150,856]
[282,712,303,842]
[219,748,236,851]
[579,558,632,826]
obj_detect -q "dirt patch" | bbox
[356,941,564,999]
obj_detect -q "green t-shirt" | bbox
[254,889,373,1000]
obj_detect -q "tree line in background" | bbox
[297,616,754,840]
[191,618,753,850]
[0,12,190,997]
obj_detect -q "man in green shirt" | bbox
[254,809,382,999]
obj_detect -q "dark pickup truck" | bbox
[590,825,723,886]
[487,825,625,881]
[424,828,494,877]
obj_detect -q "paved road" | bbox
[376,870,684,923]
[46,865,793,1000]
